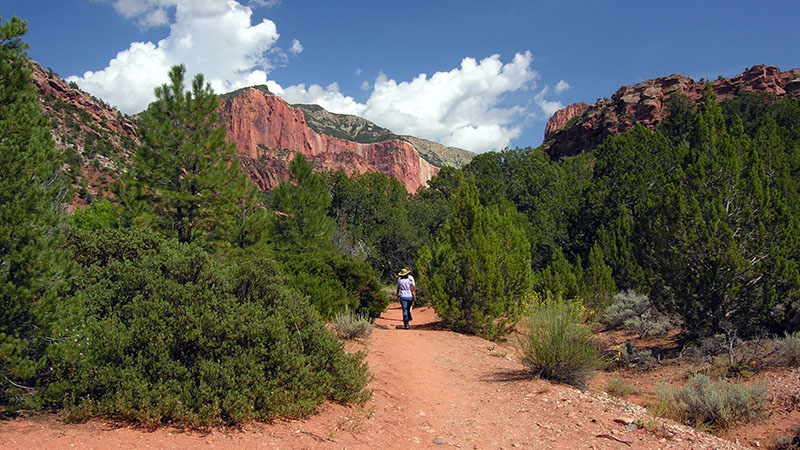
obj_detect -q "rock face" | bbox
[31,63,138,153]
[219,88,439,193]
[544,65,800,159]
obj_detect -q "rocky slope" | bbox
[219,87,448,193]
[31,63,138,207]
[400,135,475,170]
[544,65,800,158]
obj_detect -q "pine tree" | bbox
[0,16,68,405]
[128,64,256,245]
[580,241,616,312]
[416,176,531,339]
[534,246,580,299]
[644,86,800,336]
[268,153,335,251]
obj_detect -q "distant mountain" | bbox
[293,103,475,169]
[30,64,475,202]
[544,65,800,159]
[399,135,475,170]
[219,87,450,193]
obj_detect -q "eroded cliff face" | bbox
[544,65,800,159]
[220,88,438,194]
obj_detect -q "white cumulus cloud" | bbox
[534,86,565,118]
[78,2,549,153]
[274,52,538,153]
[554,79,570,94]
[274,82,366,116]
[71,0,281,113]
[289,39,303,55]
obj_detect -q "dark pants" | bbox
[400,297,413,328]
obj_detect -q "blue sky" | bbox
[2,1,798,153]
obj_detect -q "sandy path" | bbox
[0,303,747,449]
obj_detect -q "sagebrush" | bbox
[606,377,638,398]
[601,290,675,338]
[772,332,800,367]
[332,308,374,340]
[515,297,604,388]
[653,373,766,430]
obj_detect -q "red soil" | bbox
[0,304,768,449]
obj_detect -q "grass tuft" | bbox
[606,377,639,398]
[332,308,374,340]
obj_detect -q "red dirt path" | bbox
[1,303,748,449]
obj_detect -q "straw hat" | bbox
[398,268,411,277]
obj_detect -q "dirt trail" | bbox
[1,303,748,449]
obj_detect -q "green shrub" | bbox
[653,373,767,430]
[416,178,532,340]
[515,296,604,388]
[44,228,370,427]
[600,290,675,338]
[70,199,122,231]
[281,250,388,319]
[332,308,374,340]
[772,332,800,367]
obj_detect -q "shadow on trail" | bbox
[375,321,448,330]
[480,369,533,383]
[405,320,449,331]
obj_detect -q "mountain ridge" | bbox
[544,64,800,158]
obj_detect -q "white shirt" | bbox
[397,275,415,298]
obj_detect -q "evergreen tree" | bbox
[269,157,387,318]
[269,153,334,251]
[127,64,257,246]
[594,206,646,292]
[408,177,455,253]
[464,147,574,269]
[644,86,800,336]
[0,16,69,405]
[222,173,269,253]
[581,124,681,248]
[534,246,580,299]
[580,241,616,312]
[417,176,532,339]
[660,93,697,148]
[326,170,416,279]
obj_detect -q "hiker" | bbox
[396,268,416,329]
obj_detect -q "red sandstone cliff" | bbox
[544,65,800,159]
[219,88,438,193]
